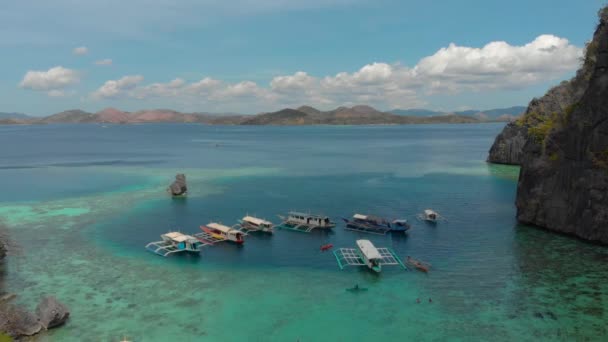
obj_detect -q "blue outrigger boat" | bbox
[342,214,411,235]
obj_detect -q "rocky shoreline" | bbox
[0,230,70,339]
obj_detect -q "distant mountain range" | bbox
[0,112,31,120]
[0,105,523,126]
[390,106,526,121]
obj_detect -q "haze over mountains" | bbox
[0,105,524,126]
[390,106,526,121]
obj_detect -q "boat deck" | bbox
[333,247,406,270]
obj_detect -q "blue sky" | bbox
[1,0,605,116]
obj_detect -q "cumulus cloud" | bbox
[415,34,582,93]
[95,59,113,66]
[91,75,144,99]
[73,46,88,55]
[19,66,80,97]
[89,34,582,110]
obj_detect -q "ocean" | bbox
[0,123,606,341]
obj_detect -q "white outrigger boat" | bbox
[333,239,406,273]
[239,215,274,233]
[276,211,335,233]
[145,232,203,257]
[196,222,245,244]
[416,209,446,223]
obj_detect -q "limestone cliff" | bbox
[516,7,608,243]
[487,12,598,165]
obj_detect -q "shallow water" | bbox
[0,123,607,341]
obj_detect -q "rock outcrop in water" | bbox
[515,7,608,244]
[0,296,70,338]
[487,122,527,164]
[36,296,70,330]
[168,173,188,196]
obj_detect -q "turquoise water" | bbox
[0,123,607,341]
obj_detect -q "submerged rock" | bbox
[168,173,187,196]
[36,296,70,329]
[516,7,608,244]
[534,312,545,319]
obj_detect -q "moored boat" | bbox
[417,209,445,223]
[277,211,336,233]
[320,243,333,251]
[146,232,203,257]
[356,239,383,272]
[405,256,431,273]
[200,223,245,244]
[343,213,411,234]
[239,215,274,233]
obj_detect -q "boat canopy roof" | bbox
[356,239,382,260]
[243,216,271,226]
[164,232,196,242]
[424,209,437,215]
[353,214,368,220]
[207,222,238,233]
[289,211,329,219]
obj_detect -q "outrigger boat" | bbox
[239,215,274,233]
[342,214,411,235]
[405,256,431,273]
[276,211,336,233]
[145,232,203,257]
[198,223,245,244]
[333,239,406,273]
[416,209,446,223]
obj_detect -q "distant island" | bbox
[0,105,524,126]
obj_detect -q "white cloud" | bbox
[73,46,88,55]
[415,34,582,92]
[95,59,112,66]
[89,34,582,110]
[91,75,144,99]
[19,66,80,96]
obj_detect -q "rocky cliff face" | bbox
[487,14,598,165]
[487,122,527,164]
[516,7,608,243]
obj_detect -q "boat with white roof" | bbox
[416,209,446,223]
[239,215,274,233]
[198,222,245,244]
[276,211,335,233]
[145,232,203,257]
[333,239,406,273]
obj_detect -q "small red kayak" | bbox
[320,244,333,251]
